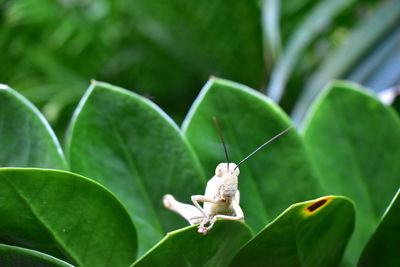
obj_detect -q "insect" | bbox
[163,117,291,234]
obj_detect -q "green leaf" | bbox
[1,0,264,131]
[132,221,252,267]
[0,168,137,267]
[128,0,265,91]
[0,84,66,169]
[230,196,355,267]
[182,78,321,232]
[358,188,400,267]
[66,80,205,255]
[0,244,73,267]
[303,81,400,264]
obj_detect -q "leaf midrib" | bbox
[2,175,82,266]
[224,122,271,223]
[105,110,164,235]
[328,96,377,221]
[218,94,271,224]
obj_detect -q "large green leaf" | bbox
[358,188,400,267]
[0,168,137,267]
[132,221,252,267]
[303,81,400,263]
[230,196,355,267]
[182,78,321,232]
[0,84,66,169]
[128,0,264,93]
[0,244,73,267]
[66,80,205,255]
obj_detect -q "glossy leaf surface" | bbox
[0,244,72,267]
[230,196,355,267]
[358,188,400,267]
[303,81,400,263]
[182,78,321,232]
[0,85,66,169]
[0,168,137,266]
[67,81,205,255]
[128,0,265,97]
[132,221,252,267]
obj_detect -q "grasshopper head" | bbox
[215,163,239,200]
[215,162,240,177]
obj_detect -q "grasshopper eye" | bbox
[234,167,240,176]
[215,163,224,177]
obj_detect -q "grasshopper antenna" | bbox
[212,116,230,169]
[235,127,292,169]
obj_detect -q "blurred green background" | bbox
[1,0,399,139]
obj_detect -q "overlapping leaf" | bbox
[303,81,400,263]
[230,196,355,267]
[182,78,321,232]
[132,221,252,267]
[0,168,137,266]
[0,0,265,133]
[128,0,265,99]
[66,81,205,255]
[0,244,72,267]
[0,85,66,169]
[358,188,400,267]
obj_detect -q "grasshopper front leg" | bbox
[194,201,244,234]
[191,195,225,234]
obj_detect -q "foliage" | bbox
[0,0,263,133]
[133,221,252,267]
[1,78,399,266]
[303,81,400,264]
[230,197,354,267]
[0,168,137,266]
[66,81,204,254]
[1,0,399,135]
[0,244,73,267]
[1,0,399,265]
[358,189,400,267]
[0,85,66,169]
[181,79,320,231]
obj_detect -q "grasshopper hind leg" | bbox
[163,194,205,226]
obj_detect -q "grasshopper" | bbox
[163,117,291,234]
